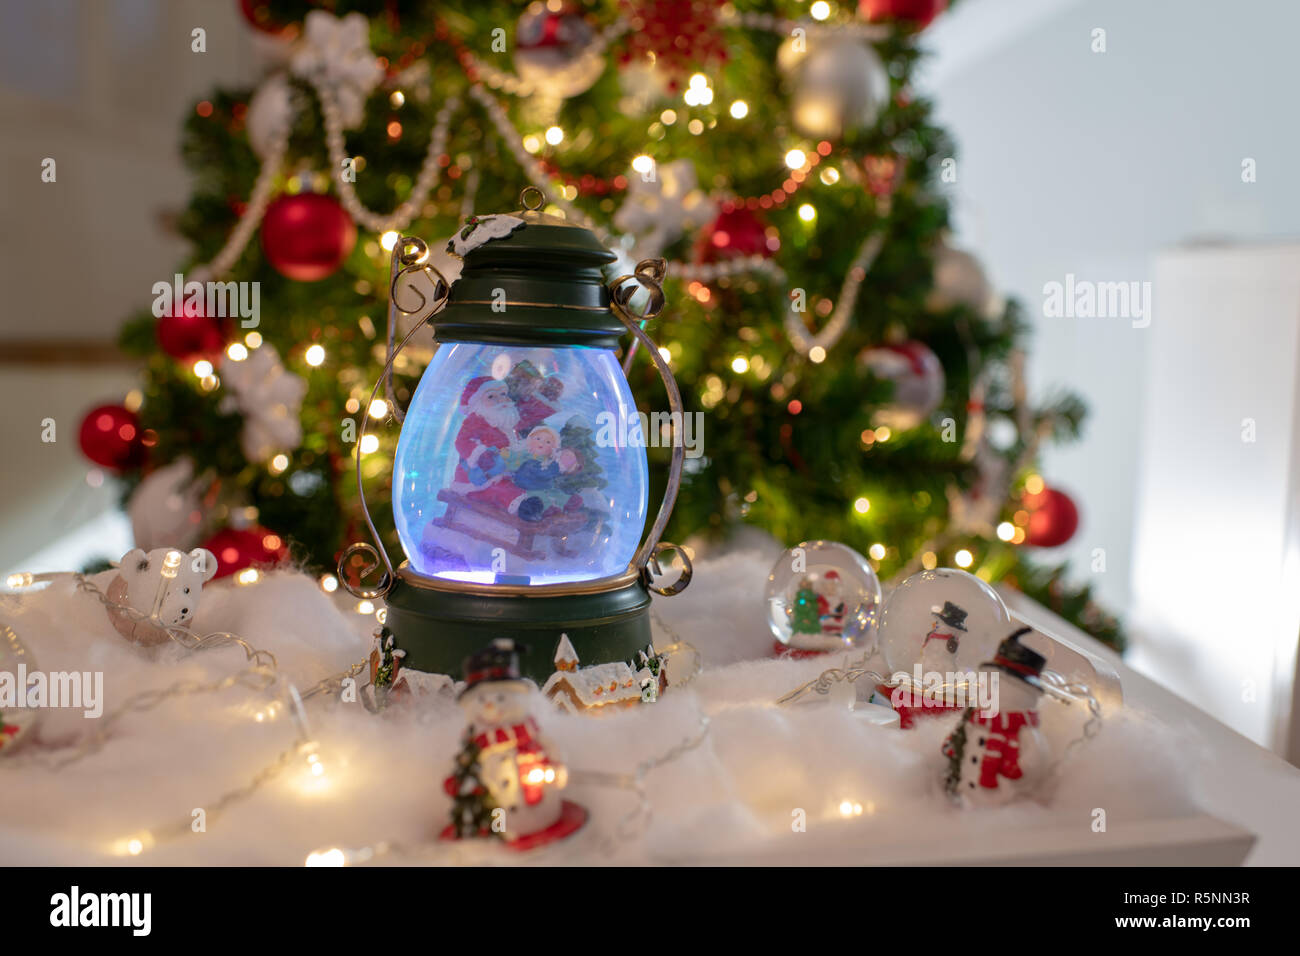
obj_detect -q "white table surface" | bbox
[1003,590,1300,866]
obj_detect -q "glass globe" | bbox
[876,568,1010,677]
[765,541,882,651]
[392,342,648,586]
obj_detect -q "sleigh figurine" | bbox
[432,490,602,561]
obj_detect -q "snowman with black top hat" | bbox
[941,627,1050,807]
[442,638,586,849]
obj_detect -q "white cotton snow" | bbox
[0,550,1207,865]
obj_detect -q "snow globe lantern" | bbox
[341,188,691,683]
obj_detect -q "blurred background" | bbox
[2,0,1298,761]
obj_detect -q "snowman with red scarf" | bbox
[941,627,1049,807]
[443,638,586,849]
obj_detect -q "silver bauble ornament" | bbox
[514,7,604,99]
[783,37,890,140]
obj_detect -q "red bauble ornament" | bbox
[1022,487,1080,548]
[695,206,772,264]
[238,0,295,37]
[156,305,227,362]
[79,404,146,470]
[260,193,357,281]
[200,526,290,579]
[859,0,948,28]
[621,1,728,89]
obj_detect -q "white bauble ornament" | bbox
[783,37,890,140]
[290,10,383,129]
[858,341,945,431]
[766,541,882,653]
[128,458,205,553]
[246,73,295,159]
[927,244,994,314]
[514,7,604,99]
[105,547,218,647]
[877,568,1009,677]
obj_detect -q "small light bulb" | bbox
[357,600,375,615]
[269,453,289,475]
[236,568,260,586]
[631,154,655,175]
[784,149,807,170]
[811,1,832,21]
[1025,474,1045,495]
[854,497,871,514]
[380,231,399,252]
[368,398,389,419]
[306,848,347,867]
[320,574,338,593]
[689,73,708,89]
[389,90,404,107]
[954,549,974,568]
[997,521,1016,542]
[869,543,886,561]
[226,343,248,361]
[730,100,748,119]
[922,551,938,570]
[820,167,841,185]
[522,134,541,154]
[545,125,564,145]
[731,356,749,373]
[192,359,213,378]
[245,331,263,348]
[798,203,817,222]
[6,572,33,589]
[809,346,827,364]
[359,434,380,455]
[304,345,326,367]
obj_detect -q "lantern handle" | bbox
[608,267,691,596]
[339,236,449,599]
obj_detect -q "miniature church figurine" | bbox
[442,638,586,849]
[941,627,1050,807]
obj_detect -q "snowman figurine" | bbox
[442,639,586,849]
[872,599,970,726]
[941,627,1050,807]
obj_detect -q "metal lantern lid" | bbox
[433,187,627,348]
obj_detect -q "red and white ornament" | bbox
[78,404,146,471]
[514,4,605,99]
[260,192,356,281]
[858,341,946,431]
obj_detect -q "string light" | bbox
[921,551,938,570]
[784,148,807,170]
[380,230,399,251]
[226,343,248,361]
[389,90,404,108]
[798,203,817,222]
[819,167,840,185]
[854,497,871,514]
[631,154,654,175]
[874,426,892,442]
[306,847,347,867]
[304,345,326,367]
[6,572,34,589]
[269,453,289,475]
[869,543,886,561]
[1025,474,1045,495]
[838,800,864,817]
[954,549,974,568]
[997,522,1016,542]
[359,434,380,455]
[368,398,389,419]
[811,1,832,20]
[729,100,749,119]
[236,568,260,586]
[320,574,339,593]
[731,356,749,373]
[544,125,564,145]
[245,331,263,348]
[809,346,827,363]
[193,359,213,378]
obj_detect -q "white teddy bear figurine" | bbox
[105,547,218,647]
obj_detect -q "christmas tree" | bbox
[790,583,822,637]
[89,0,1121,648]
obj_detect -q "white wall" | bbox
[923,0,1300,614]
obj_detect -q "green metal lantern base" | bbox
[382,574,653,684]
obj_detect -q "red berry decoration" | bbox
[156,305,227,362]
[200,526,291,579]
[695,205,772,264]
[261,193,357,282]
[1022,486,1080,548]
[859,0,948,28]
[79,404,146,470]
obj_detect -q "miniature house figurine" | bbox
[542,633,666,713]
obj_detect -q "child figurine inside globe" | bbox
[765,541,882,656]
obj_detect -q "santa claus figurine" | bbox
[940,627,1050,807]
[449,376,529,513]
[442,638,587,849]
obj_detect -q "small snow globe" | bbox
[342,188,690,682]
[766,541,882,655]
